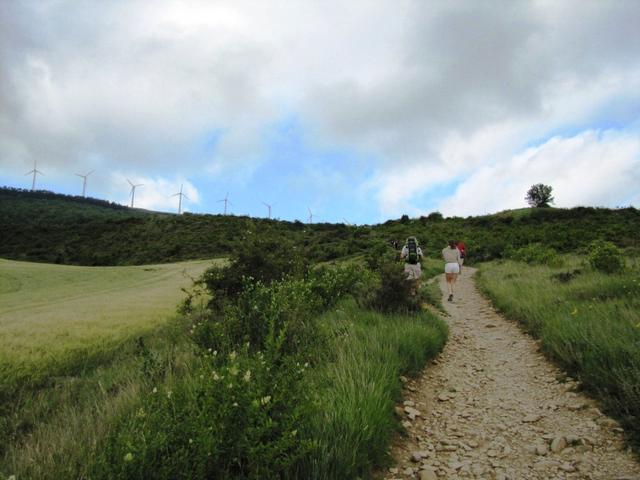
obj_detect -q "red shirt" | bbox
[457,242,466,257]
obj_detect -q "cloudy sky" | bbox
[1,0,639,223]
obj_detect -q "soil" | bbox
[387,267,640,480]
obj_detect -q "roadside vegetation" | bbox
[0,237,447,480]
[477,246,640,445]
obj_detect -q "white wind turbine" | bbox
[25,160,44,191]
[307,207,314,224]
[218,192,231,215]
[75,170,94,197]
[172,183,189,214]
[127,179,143,208]
[261,201,275,219]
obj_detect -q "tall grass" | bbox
[0,321,195,480]
[477,257,640,444]
[303,301,447,479]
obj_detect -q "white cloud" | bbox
[1,1,639,219]
[435,129,640,217]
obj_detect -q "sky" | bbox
[1,0,639,224]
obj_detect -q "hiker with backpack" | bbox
[442,240,461,302]
[401,236,423,292]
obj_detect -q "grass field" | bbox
[477,257,640,445]
[0,258,216,391]
[1,259,448,480]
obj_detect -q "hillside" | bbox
[0,258,213,394]
[1,187,638,265]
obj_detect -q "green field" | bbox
[0,258,215,390]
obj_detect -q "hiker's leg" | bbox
[445,273,453,294]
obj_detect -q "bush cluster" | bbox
[94,253,370,479]
[506,244,562,267]
[94,348,310,479]
[588,240,625,274]
[365,261,421,313]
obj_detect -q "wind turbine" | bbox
[172,183,189,214]
[261,201,274,219]
[308,207,314,224]
[25,161,44,191]
[218,192,231,215]
[75,170,94,197]
[127,179,143,208]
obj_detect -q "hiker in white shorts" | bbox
[442,240,461,302]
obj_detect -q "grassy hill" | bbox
[1,187,639,478]
[0,258,214,395]
[1,187,638,265]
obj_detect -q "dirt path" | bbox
[387,267,640,480]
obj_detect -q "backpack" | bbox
[406,237,419,264]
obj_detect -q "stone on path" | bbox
[522,414,542,423]
[418,466,437,480]
[550,436,567,453]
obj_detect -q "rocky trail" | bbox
[387,267,640,480]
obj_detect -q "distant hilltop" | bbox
[1,186,638,266]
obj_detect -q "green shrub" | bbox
[365,241,393,271]
[588,240,625,274]
[366,262,420,313]
[202,235,308,310]
[92,350,310,480]
[192,265,370,359]
[507,244,562,267]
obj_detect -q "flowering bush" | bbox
[201,235,308,311]
[92,263,369,479]
[94,348,311,479]
[192,264,370,360]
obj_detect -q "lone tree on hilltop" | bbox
[525,183,554,208]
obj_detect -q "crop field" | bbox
[0,258,216,390]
